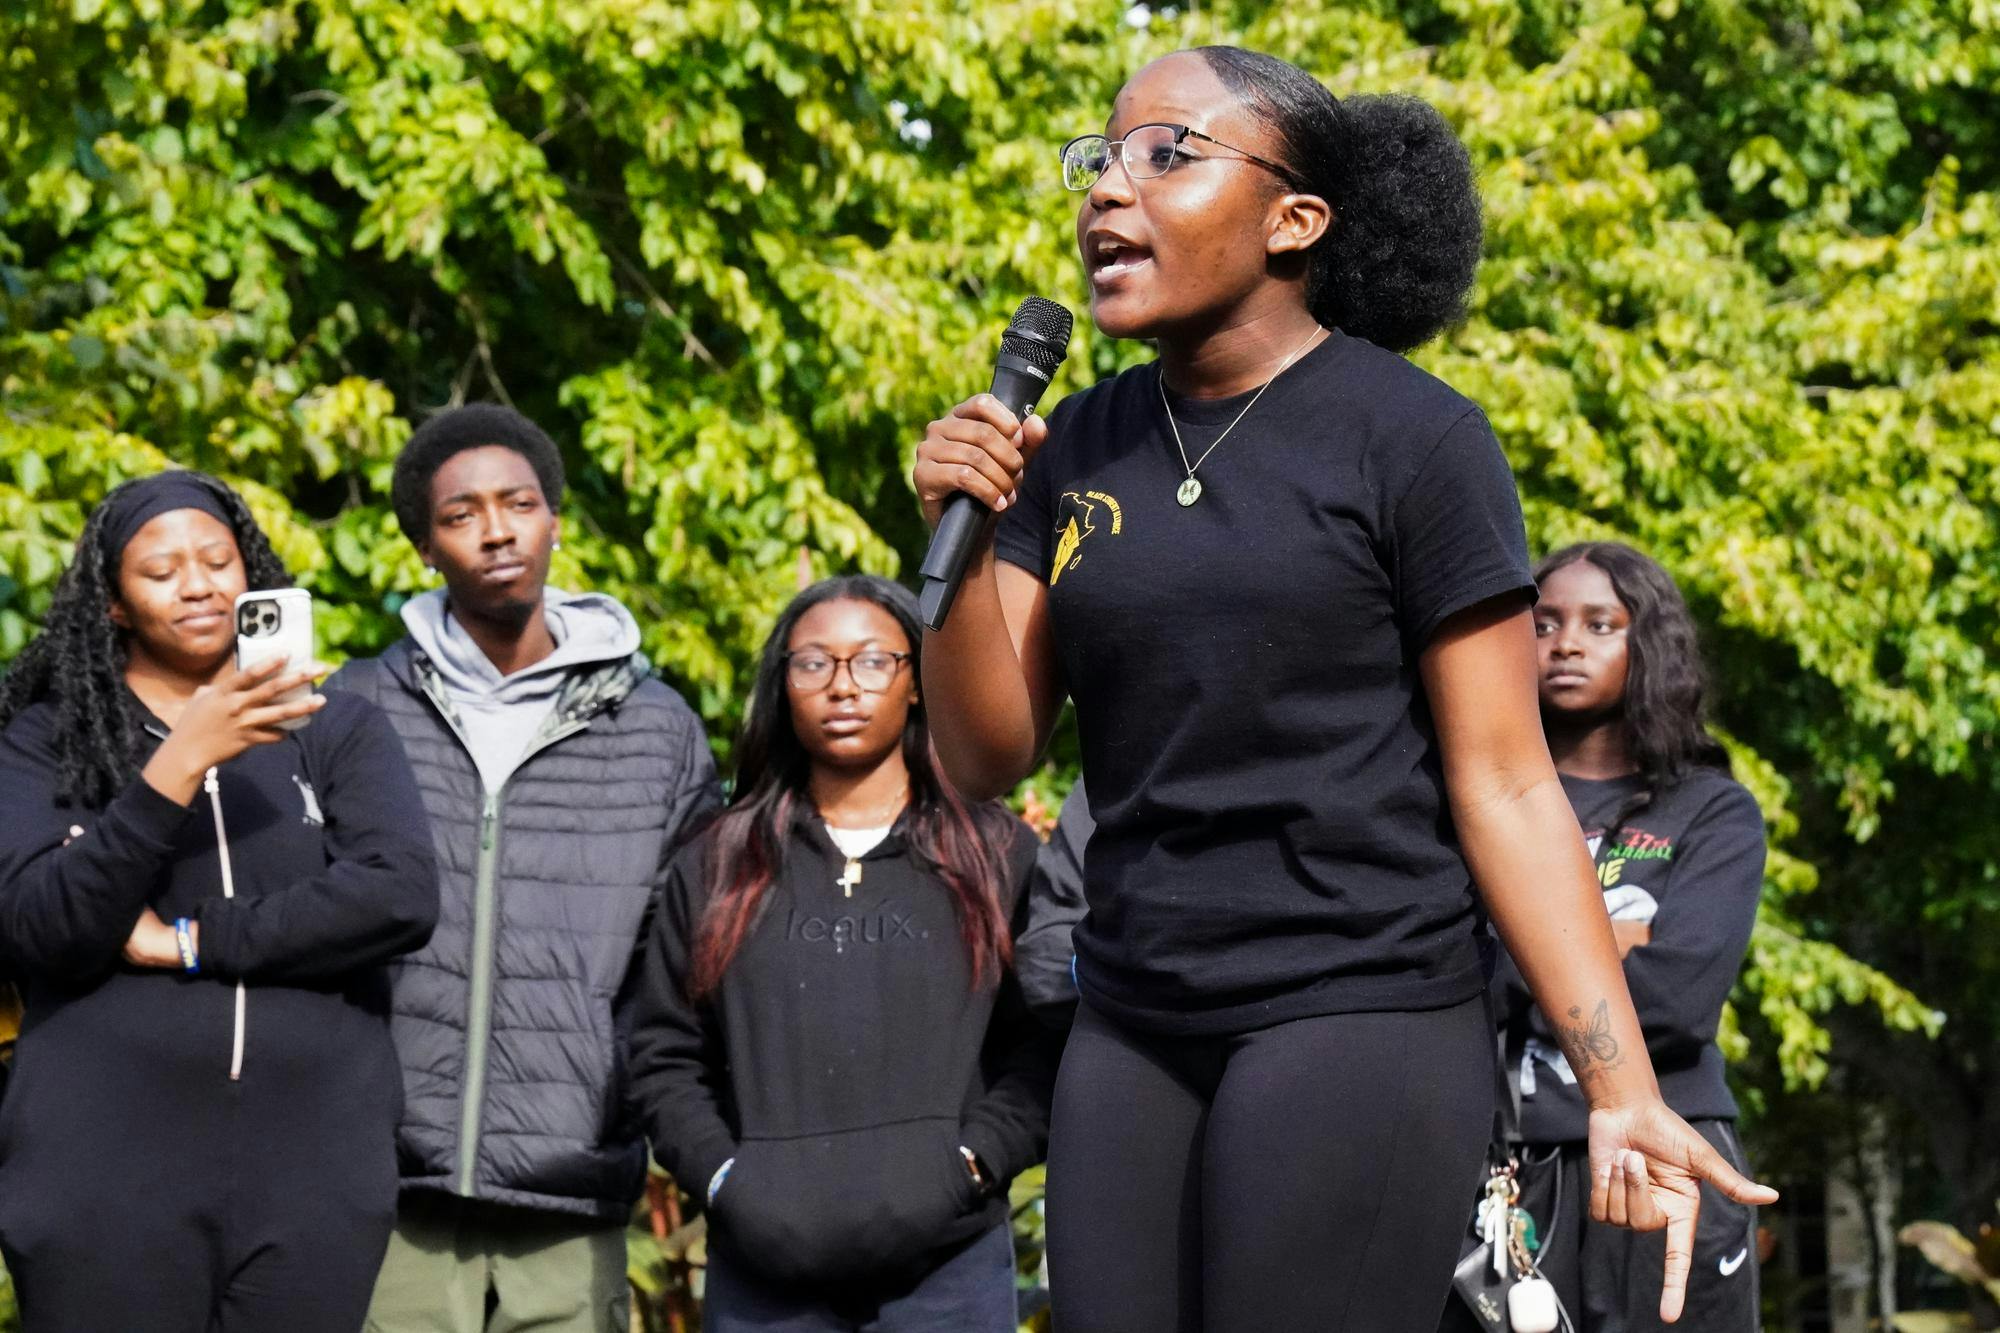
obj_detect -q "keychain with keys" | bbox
[1476,1166,1520,1279]
[1506,1209,1536,1278]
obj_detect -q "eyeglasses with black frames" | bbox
[1059,122,1301,192]
[782,649,912,694]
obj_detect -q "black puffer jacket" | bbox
[329,641,720,1219]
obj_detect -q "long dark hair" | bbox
[1195,46,1484,353]
[0,471,292,808]
[686,575,1015,1000]
[1535,542,1729,816]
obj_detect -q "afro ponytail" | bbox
[1197,48,1483,353]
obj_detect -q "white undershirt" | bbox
[824,823,893,860]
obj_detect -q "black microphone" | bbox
[918,297,1074,630]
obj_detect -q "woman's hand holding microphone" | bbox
[911,394,1048,530]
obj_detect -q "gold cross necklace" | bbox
[823,787,909,898]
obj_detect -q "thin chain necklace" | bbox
[1158,324,1326,507]
[820,785,910,830]
[822,785,910,898]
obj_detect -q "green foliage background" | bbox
[3,0,1998,1295]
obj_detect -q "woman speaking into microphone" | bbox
[912,46,1775,1333]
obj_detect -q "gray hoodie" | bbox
[399,587,642,791]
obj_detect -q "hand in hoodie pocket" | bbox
[713,1118,981,1286]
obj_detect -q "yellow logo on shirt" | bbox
[1051,490,1122,587]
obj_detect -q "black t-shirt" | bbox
[1501,770,1767,1141]
[994,329,1535,1035]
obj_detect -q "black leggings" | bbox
[1046,995,1492,1333]
[1,1087,394,1333]
[0,997,398,1333]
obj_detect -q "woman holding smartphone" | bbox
[913,45,1774,1332]
[629,575,1054,1332]
[0,470,439,1332]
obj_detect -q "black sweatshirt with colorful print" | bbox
[628,807,1057,1288]
[1494,767,1766,1143]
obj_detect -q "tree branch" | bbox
[605,245,721,370]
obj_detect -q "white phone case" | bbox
[234,589,316,731]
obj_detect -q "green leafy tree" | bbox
[3,0,1996,1264]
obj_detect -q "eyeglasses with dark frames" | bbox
[782,649,912,694]
[1059,123,1301,192]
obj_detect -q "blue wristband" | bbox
[174,917,199,974]
[707,1157,734,1206]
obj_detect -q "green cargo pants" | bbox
[365,1193,630,1333]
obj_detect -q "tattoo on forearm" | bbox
[1557,999,1624,1075]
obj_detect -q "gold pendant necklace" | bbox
[823,787,909,898]
[1160,325,1325,508]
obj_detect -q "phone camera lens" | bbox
[238,602,281,637]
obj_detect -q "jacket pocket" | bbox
[714,1118,973,1286]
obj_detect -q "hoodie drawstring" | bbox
[202,767,246,1081]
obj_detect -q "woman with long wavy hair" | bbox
[628,575,1053,1332]
[0,470,437,1332]
[1442,542,1767,1333]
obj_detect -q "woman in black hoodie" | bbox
[0,471,438,1333]
[630,575,1052,1332]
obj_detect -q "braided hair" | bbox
[0,473,292,808]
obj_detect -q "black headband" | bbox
[102,471,237,563]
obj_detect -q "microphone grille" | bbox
[1002,297,1074,375]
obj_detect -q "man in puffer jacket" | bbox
[331,405,721,1333]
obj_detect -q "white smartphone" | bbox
[234,589,316,731]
